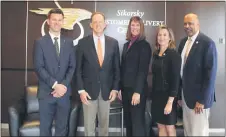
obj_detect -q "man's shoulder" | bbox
[75,35,92,50]
[35,35,46,42]
[78,35,91,43]
[34,35,48,47]
[198,32,214,44]
[166,49,181,58]
[62,35,73,42]
[105,35,118,43]
[177,37,187,50]
[179,36,187,43]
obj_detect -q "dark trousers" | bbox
[39,94,71,136]
[122,87,147,137]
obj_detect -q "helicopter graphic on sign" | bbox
[30,0,92,45]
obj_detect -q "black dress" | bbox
[151,49,181,125]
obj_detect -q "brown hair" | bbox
[154,25,176,52]
[47,8,64,19]
[126,16,145,41]
[90,12,105,22]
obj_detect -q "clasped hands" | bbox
[51,84,67,98]
[80,90,118,105]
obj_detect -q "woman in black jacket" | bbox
[151,25,181,136]
[118,16,152,136]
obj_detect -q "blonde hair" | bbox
[154,25,176,53]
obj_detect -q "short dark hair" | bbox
[90,12,105,22]
[126,16,146,41]
[47,8,64,19]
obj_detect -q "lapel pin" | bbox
[196,41,199,44]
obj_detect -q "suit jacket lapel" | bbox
[184,33,201,68]
[178,38,186,55]
[122,40,138,61]
[102,35,110,67]
[122,42,129,60]
[59,35,65,64]
[89,35,100,68]
[45,34,59,62]
[126,40,138,53]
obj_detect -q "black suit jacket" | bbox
[152,49,182,97]
[178,32,217,109]
[121,39,152,94]
[75,35,120,101]
[33,34,76,99]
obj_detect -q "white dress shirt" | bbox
[49,32,61,89]
[180,30,199,77]
[93,33,105,58]
[49,31,61,52]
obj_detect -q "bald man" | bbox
[178,13,217,136]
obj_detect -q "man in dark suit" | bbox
[75,12,120,136]
[33,8,75,136]
[178,13,217,136]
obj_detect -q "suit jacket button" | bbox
[98,81,100,83]
[58,66,60,68]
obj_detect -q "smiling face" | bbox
[157,28,170,48]
[126,16,145,41]
[130,20,141,37]
[47,13,64,34]
[90,13,106,36]
[184,13,200,37]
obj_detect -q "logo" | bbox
[29,1,92,45]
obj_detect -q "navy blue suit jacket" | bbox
[34,34,76,99]
[75,35,120,101]
[178,32,217,109]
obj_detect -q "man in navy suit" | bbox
[178,13,217,136]
[33,8,75,136]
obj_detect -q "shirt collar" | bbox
[49,31,60,40]
[189,30,199,42]
[93,32,104,40]
[130,35,138,42]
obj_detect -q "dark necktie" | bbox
[54,37,60,56]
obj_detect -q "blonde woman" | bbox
[151,25,181,136]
